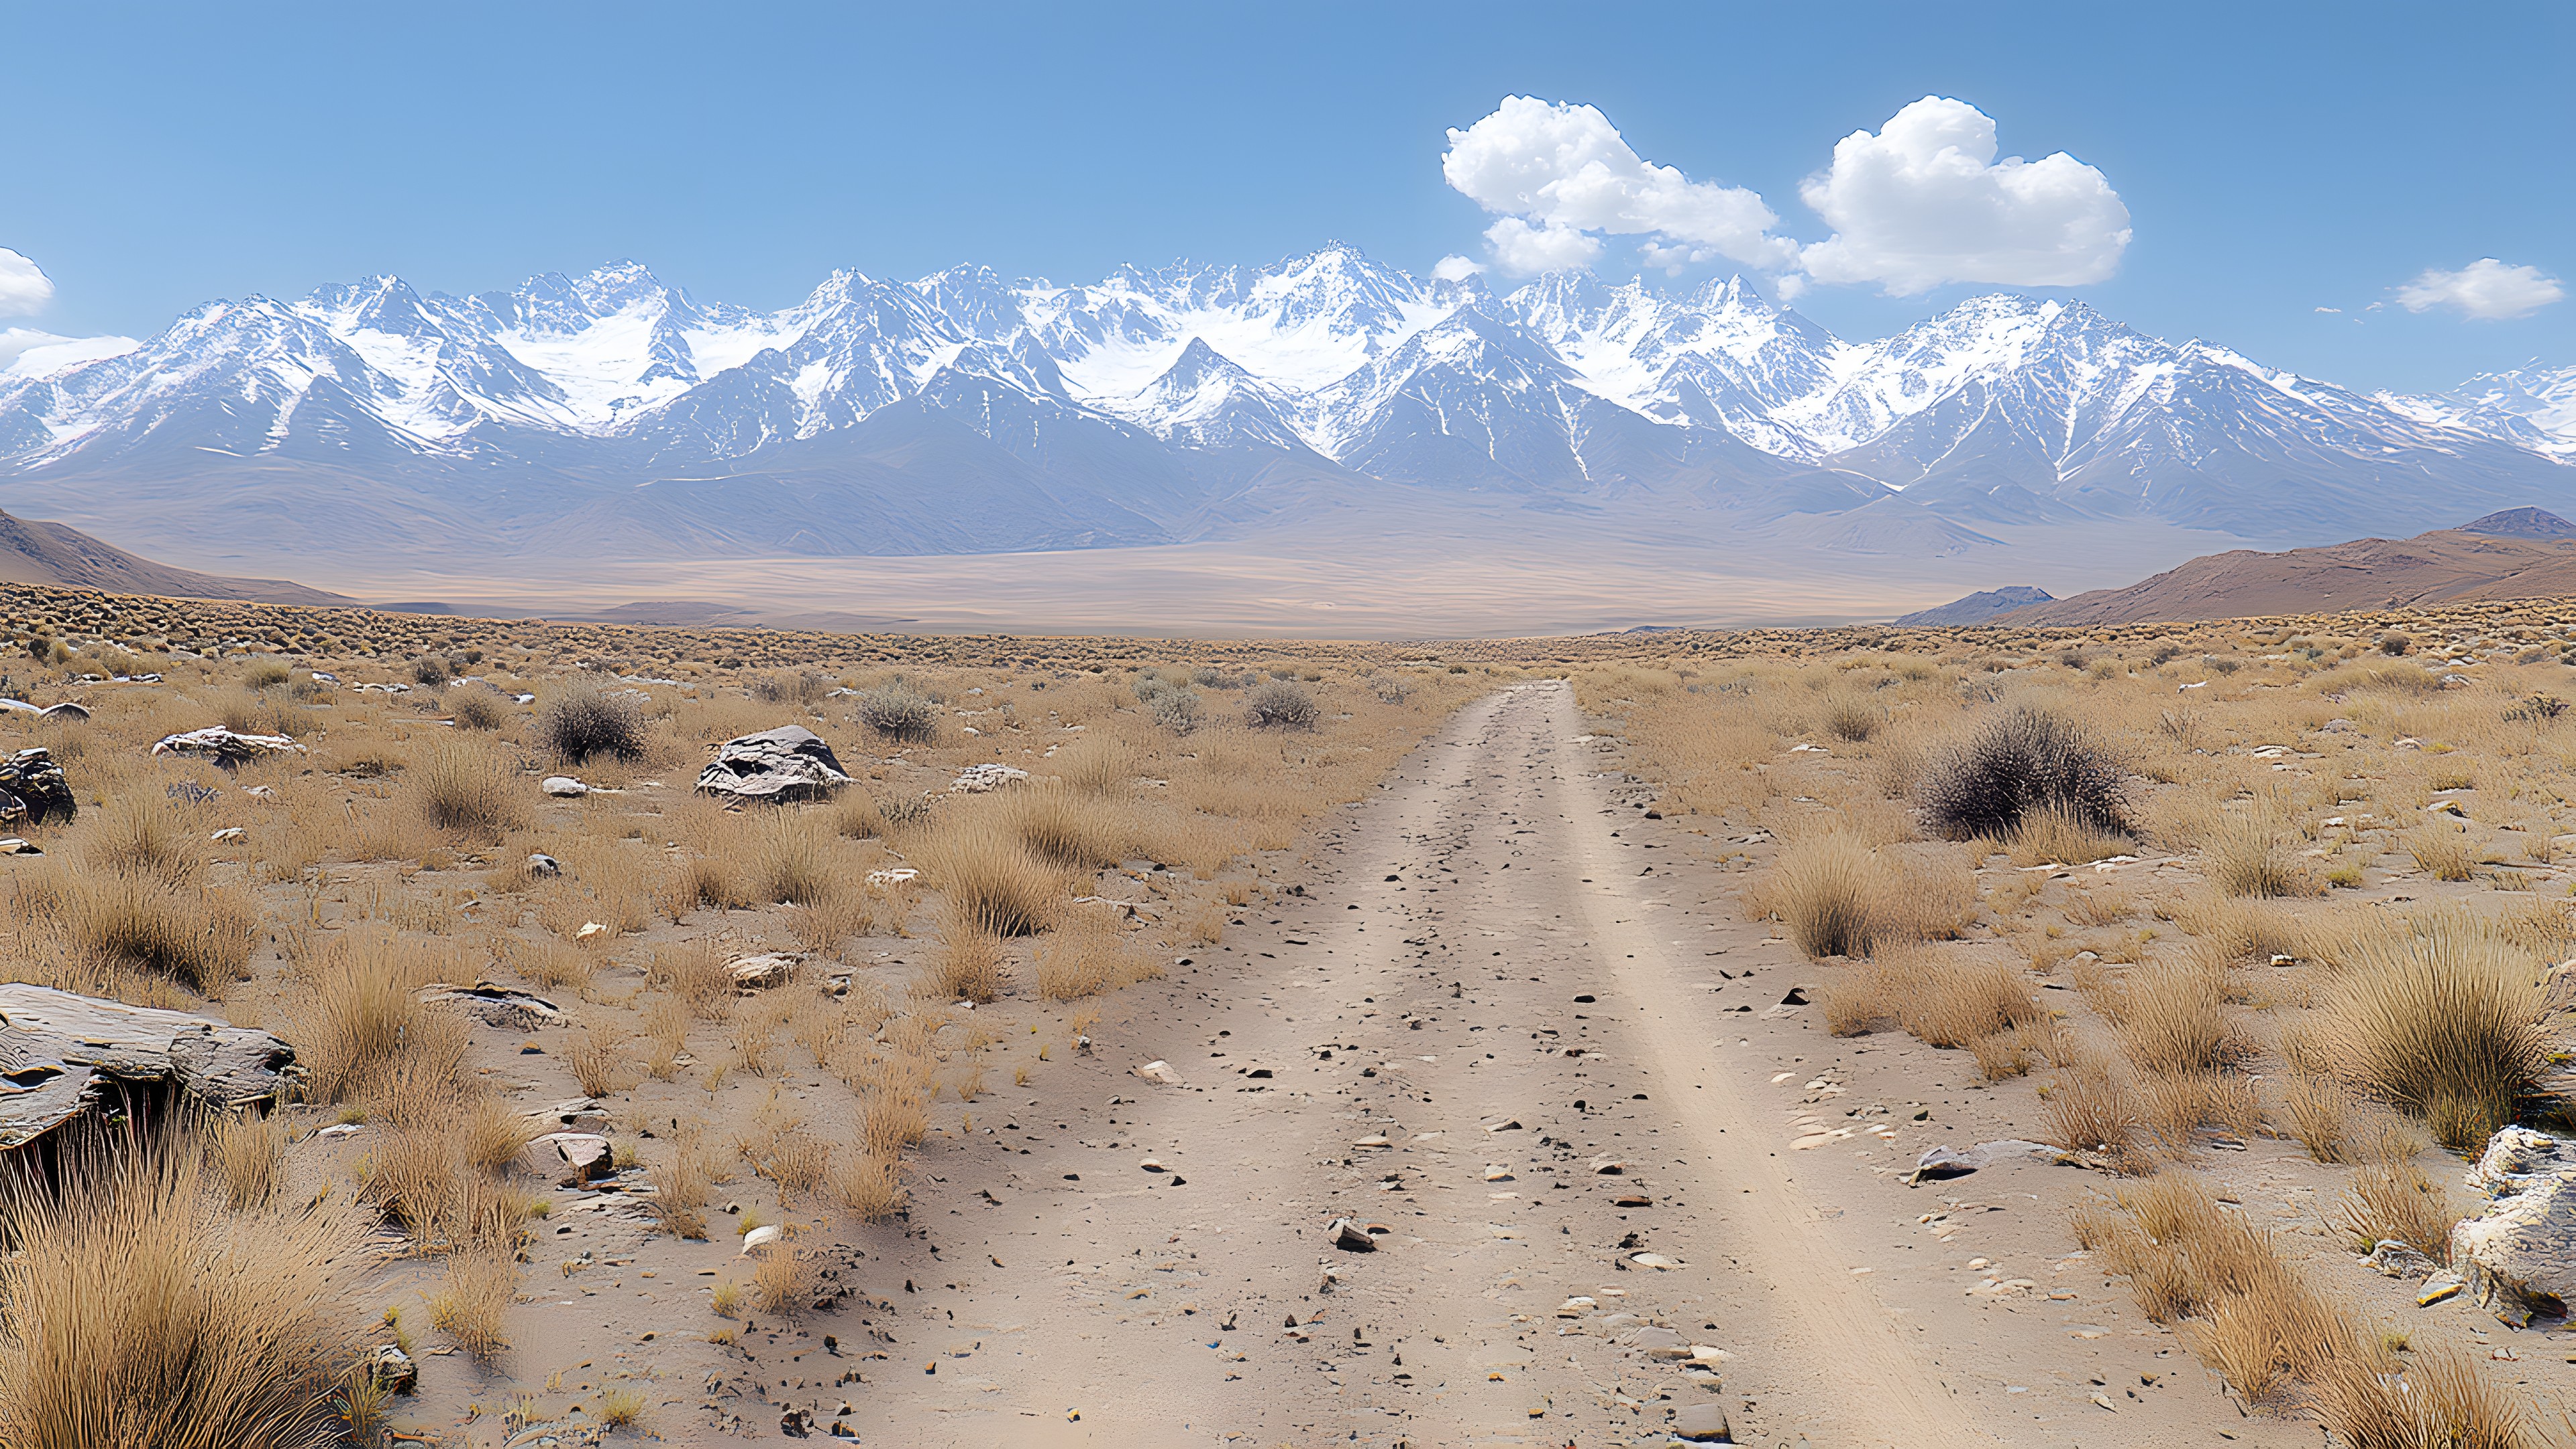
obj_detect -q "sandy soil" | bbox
[360,679,2576,1446]
[830,683,2306,1448]
[230,523,2249,639]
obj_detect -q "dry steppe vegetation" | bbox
[0,581,1489,1445]
[1572,605,2576,1445]
[7,578,2576,1442]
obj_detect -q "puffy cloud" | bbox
[1443,97,1798,276]
[2394,258,2565,320]
[1482,217,1603,275]
[1796,97,2131,295]
[1430,254,1486,282]
[0,249,54,317]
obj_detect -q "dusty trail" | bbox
[847,684,2253,1447]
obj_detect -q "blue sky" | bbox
[1,0,2568,392]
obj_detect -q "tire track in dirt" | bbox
[852,684,1994,1446]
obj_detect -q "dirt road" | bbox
[849,683,2280,1447]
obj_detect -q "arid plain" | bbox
[1,582,2575,1448]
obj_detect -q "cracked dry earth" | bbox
[853,682,2286,1448]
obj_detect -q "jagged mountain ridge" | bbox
[0,246,2567,562]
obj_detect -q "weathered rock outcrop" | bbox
[2452,1126,2576,1325]
[694,726,849,803]
[152,726,307,769]
[0,747,74,824]
[0,983,297,1148]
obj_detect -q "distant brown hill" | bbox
[1995,519,2576,627]
[0,508,352,606]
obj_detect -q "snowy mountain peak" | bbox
[0,248,2565,556]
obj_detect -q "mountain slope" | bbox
[1990,527,2576,626]
[0,249,2566,567]
[0,509,352,604]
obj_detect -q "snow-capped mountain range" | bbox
[1,245,2569,564]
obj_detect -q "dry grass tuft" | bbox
[2336,1160,2460,1265]
[2330,916,2550,1148]
[414,737,529,839]
[427,1250,516,1359]
[1753,835,1970,959]
[920,813,1066,938]
[750,1245,816,1316]
[830,1153,906,1219]
[0,1126,367,1449]
[920,922,1006,1004]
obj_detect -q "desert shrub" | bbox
[539,682,647,763]
[1243,679,1318,731]
[238,659,291,690]
[1917,707,2128,841]
[0,1127,367,1449]
[1148,688,1203,733]
[2331,917,2550,1147]
[854,685,938,743]
[413,737,528,839]
[449,686,508,731]
[1368,675,1411,704]
[411,653,452,686]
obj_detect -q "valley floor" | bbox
[831,683,2329,1448]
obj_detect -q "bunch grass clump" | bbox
[2330,915,2551,1148]
[0,1126,368,1449]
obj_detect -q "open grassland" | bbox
[1570,616,2576,1444]
[0,580,1491,1444]
[4,576,2576,1442]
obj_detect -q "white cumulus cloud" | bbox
[1796,97,2131,295]
[2394,258,2565,320]
[1430,254,1486,282]
[0,249,54,317]
[1443,96,1799,276]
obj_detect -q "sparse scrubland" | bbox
[0,580,1483,1441]
[1575,606,2576,1443]
[7,578,2576,1441]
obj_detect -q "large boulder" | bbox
[0,984,297,1149]
[0,747,74,824]
[2451,1126,2576,1325]
[694,726,849,804]
[152,727,306,769]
